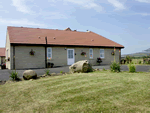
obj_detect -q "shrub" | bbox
[97,58,102,64]
[60,71,63,74]
[145,61,150,64]
[126,56,132,64]
[9,70,19,80]
[87,63,93,72]
[139,61,141,64]
[110,62,120,72]
[45,69,50,75]
[128,64,136,73]
[103,68,106,71]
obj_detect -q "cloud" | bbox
[11,0,34,14]
[63,0,103,12]
[38,10,68,19]
[107,0,125,10]
[0,18,47,27]
[135,0,150,3]
[134,13,150,16]
[0,1,3,8]
[148,27,150,29]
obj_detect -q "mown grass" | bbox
[0,71,150,113]
[132,59,143,64]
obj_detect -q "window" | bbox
[68,50,73,58]
[47,48,52,59]
[89,49,93,59]
[100,49,104,58]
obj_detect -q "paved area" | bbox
[0,65,150,81]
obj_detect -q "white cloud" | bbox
[134,13,150,16]
[135,0,150,3]
[148,27,150,29]
[63,0,103,12]
[38,10,68,19]
[11,0,34,14]
[0,18,47,27]
[107,0,125,10]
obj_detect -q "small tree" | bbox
[9,70,20,80]
[126,56,132,64]
[128,64,136,73]
[110,61,120,72]
[97,58,102,65]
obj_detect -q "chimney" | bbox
[74,30,77,31]
[64,27,72,31]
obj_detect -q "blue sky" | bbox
[0,0,150,55]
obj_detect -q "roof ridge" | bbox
[7,26,91,33]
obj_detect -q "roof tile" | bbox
[7,26,124,48]
[0,48,5,56]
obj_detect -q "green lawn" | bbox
[0,71,150,113]
[132,58,143,64]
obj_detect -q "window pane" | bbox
[48,48,51,52]
[70,50,73,58]
[48,54,51,58]
[100,54,103,57]
[90,54,93,58]
[90,49,92,53]
[68,50,73,58]
[100,49,104,53]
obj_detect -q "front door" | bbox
[67,49,74,65]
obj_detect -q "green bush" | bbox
[128,64,136,73]
[9,70,19,80]
[126,56,132,64]
[103,68,106,71]
[145,61,150,64]
[60,71,63,74]
[139,61,141,64]
[87,63,93,72]
[110,62,120,72]
[45,69,50,75]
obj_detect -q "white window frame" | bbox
[89,48,93,59]
[100,49,104,58]
[47,47,52,59]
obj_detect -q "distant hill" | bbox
[122,48,150,58]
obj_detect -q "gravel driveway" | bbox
[0,65,150,81]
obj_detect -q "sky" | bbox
[0,0,150,55]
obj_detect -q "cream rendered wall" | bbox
[5,32,11,69]
[14,46,45,69]
[48,46,120,66]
